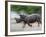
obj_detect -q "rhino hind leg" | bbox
[37,20,41,27]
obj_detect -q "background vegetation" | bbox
[11,5,42,14]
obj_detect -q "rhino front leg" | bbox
[28,23,32,27]
[23,22,26,28]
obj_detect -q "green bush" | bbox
[11,5,42,14]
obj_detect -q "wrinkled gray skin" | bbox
[15,14,41,28]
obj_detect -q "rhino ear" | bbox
[19,15,22,18]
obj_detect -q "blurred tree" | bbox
[11,5,42,14]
